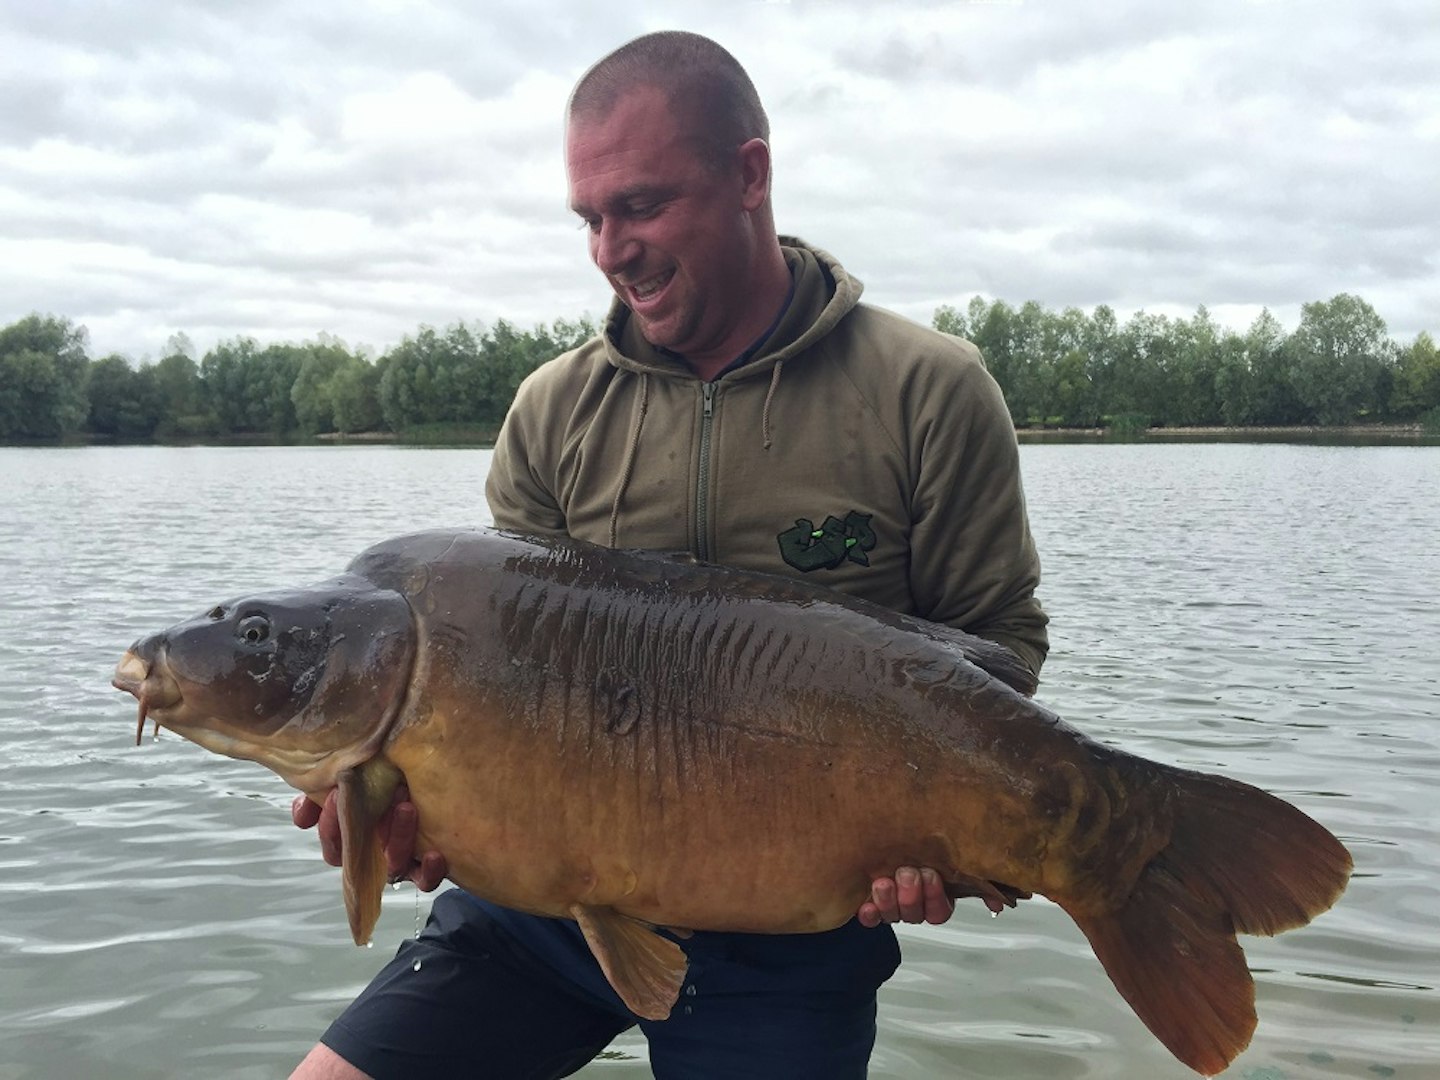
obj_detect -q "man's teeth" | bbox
[633,272,668,299]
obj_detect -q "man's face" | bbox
[566,87,759,365]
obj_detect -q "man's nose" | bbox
[592,221,640,276]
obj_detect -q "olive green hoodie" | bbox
[486,238,1048,676]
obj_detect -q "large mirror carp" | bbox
[112,528,1351,1076]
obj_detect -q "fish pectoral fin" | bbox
[569,904,687,1021]
[943,872,1033,912]
[336,758,404,946]
[926,624,1039,697]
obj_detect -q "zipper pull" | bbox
[702,382,715,419]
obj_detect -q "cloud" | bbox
[1,0,1435,362]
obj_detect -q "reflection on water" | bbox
[1,444,1436,1078]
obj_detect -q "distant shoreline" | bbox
[5,422,1434,449]
[1014,423,1429,440]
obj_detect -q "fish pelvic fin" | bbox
[1063,766,1352,1076]
[569,904,688,1021]
[337,758,404,945]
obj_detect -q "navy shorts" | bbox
[321,889,899,1079]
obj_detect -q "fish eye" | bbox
[236,614,271,645]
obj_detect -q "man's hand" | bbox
[857,866,955,927]
[291,784,447,892]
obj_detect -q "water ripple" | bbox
[1,443,1436,1078]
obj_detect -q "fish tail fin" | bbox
[1064,855,1252,1076]
[1064,768,1351,1076]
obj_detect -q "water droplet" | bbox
[412,959,423,972]
[365,941,374,949]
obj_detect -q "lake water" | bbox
[1,443,1435,1079]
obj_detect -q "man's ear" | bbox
[736,137,772,211]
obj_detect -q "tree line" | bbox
[0,315,596,441]
[2,293,1437,442]
[938,294,1438,431]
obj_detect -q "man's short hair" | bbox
[568,31,769,171]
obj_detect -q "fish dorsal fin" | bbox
[569,903,688,1021]
[336,758,404,945]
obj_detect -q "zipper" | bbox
[696,382,717,561]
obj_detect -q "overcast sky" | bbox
[3,0,1436,362]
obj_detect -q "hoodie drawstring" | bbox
[610,361,780,546]
[761,360,784,451]
[609,371,650,548]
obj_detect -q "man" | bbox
[292,30,1046,1079]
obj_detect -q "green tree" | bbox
[1081,305,1121,425]
[544,316,598,358]
[86,354,163,437]
[932,304,970,340]
[479,317,597,424]
[290,339,354,434]
[1109,311,1173,425]
[0,314,91,438]
[1004,301,1057,425]
[164,332,196,362]
[1285,294,1394,425]
[151,351,212,435]
[962,299,1026,422]
[378,324,483,430]
[196,338,300,434]
[471,320,524,425]
[1240,310,1303,425]
[1390,331,1440,421]
[252,344,304,434]
[329,355,384,433]
[1214,327,1256,427]
[200,338,263,433]
[1164,307,1223,426]
[1037,306,1094,426]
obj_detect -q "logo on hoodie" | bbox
[777,511,876,572]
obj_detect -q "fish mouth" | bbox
[113,650,183,745]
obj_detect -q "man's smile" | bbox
[624,268,675,307]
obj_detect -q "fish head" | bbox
[113,574,415,792]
